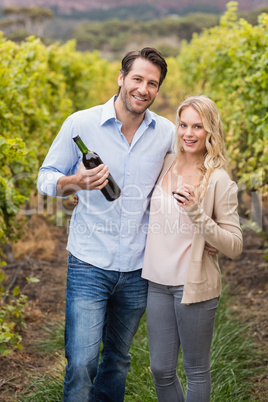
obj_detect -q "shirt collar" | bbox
[100,95,156,129]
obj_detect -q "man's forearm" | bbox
[56,163,110,197]
[56,175,80,197]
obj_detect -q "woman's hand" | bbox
[173,183,198,208]
[173,185,218,255]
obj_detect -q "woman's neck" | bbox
[175,152,204,174]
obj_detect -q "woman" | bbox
[142,95,243,401]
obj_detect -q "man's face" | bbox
[118,58,161,115]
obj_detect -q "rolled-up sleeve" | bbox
[37,116,78,197]
[37,168,65,197]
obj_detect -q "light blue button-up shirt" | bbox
[37,96,175,271]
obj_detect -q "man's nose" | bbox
[138,82,148,95]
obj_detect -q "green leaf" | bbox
[12,286,20,296]
[26,277,40,283]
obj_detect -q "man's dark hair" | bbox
[118,47,167,93]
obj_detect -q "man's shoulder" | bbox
[69,96,115,126]
[70,104,104,120]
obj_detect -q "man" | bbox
[37,47,175,401]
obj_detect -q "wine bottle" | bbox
[73,135,121,201]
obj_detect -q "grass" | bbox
[209,289,260,401]
[31,321,65,354]
[19,286,261,401]
[21,372,64,401]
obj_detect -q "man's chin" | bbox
[131,101,153,115]
[131,108,147,116]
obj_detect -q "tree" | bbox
[2,7,53,37]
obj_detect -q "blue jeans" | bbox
[63,254,148,402]
[147,282,219,402]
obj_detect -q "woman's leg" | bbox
[175,295,219,402]
[147,282,185,402]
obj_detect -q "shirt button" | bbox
[123,214,127,217]
[121,235,125,238]
[125,193,129,196]
[126,172,130,175]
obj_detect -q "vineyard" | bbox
[0,1,267,400]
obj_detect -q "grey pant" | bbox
[147,282,219,402]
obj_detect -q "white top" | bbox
[142,171,194,286]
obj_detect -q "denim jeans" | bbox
[63,254,148,402]
[147,282,219,402]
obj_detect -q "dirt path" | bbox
[220,225,268,400]
[0,213,267,401]
[0,216,68,401]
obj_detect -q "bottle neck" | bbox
[73,135,91,154]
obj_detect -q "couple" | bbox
[37,47,242,402]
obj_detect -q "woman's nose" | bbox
[185,126,192,135]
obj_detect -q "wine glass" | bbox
[171,173,192,203]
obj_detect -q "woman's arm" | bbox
[181,175,243,259]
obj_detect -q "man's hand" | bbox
[57,163,109,196]
[205,242,218,256]
[75,162,109,191]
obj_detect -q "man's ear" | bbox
[118,71,123,87]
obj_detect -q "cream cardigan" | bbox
[142,154,243,304]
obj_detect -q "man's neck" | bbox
[114,98,146,145]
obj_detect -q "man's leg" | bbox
[94,269,148,402]
[63,254,117,402]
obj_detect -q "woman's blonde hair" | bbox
[175,95,228,198]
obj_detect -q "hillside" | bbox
[1,1,267,61]
[0,0,268,16]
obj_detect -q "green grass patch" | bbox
[31,321,65,354]
[20,287,261,401]
[21,371,64,401]
[210,288,259,401]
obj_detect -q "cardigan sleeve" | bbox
[185,171,243,259]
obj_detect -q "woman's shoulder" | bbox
[209,168,233,182]
[209,168,238,193]
[163,152,176,165]
[156,153,176,184]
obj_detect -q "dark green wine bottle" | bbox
[73,135,121,201]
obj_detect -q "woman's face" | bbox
[178,106,207,157]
